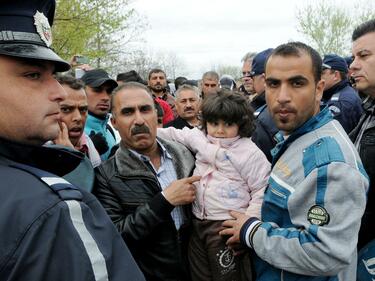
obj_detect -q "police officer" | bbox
[321,54,363,133]
[250,48,279,162]
[0,1,144,280]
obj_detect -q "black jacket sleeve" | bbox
[93,165,175,241]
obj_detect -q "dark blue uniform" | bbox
[0,138,145,280]
[321,79,363,133]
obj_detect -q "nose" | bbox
[276,83,291,104]
[71,108,82,122]
[134,109,145,125]
[99,90,110,101]
[217,123,225,133]
[350,56,360,71]
[49,77,67,102]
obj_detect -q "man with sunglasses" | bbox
[82,69,118,160]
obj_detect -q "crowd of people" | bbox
[0,1,374,281]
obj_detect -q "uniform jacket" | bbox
[0,137,144,281]
[350,97,375,250]
[84,112,116,160]
[93,138,195,281]
[252,104,279,162]
[244,107,368,281]
[321,79,363,133]
[158,127,270,220]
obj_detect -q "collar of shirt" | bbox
[128,139,172,167]
[75,134,89,154]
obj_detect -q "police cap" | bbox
[0,0,70,72]
[250,48,274,77]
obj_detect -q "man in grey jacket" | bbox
[93,82,199,281]
[220,42,368,281]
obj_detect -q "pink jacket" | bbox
[157,127,270,220]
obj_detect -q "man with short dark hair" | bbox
[221,42,368,281]
[54,74,101,168]
[321,54,363,133]
[148,68,176,118]
[350,20,375,274]
[93,82,199,281]
[164,84,201,129]
[201,71,220,99]
[0,1,144,280]
[81,68,118,160]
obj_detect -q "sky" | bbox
[130,0,353,79]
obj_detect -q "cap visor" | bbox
[90,78,118,90]
[0,43,70,72]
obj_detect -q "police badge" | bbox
[33,11,52,47]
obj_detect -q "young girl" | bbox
[157,89,270,281]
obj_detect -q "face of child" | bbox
[206,120,239,138]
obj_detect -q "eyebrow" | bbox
[265,75,308,83]
[60,103,88,109]
[120,104,153,112]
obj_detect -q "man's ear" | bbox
[110,115,118,130]
[316,79,325,101]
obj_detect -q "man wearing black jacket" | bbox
[94,82,198,281]
[321,54,363,133]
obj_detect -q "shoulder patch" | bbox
[328,105,341,116]
[307,205,330,226]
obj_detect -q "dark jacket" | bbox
[164,116,194,129]
[252,103,279,162]
[322,79,363,133]
[350,98,375,250]
[93,138,195,281]
[250,92,266,111]
[0,138,144,281]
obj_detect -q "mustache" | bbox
[184,107,195,112]
[274,105,297,113]
[131,125,150,135]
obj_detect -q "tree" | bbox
[296,0,375,56]
[211,64,241,81]
[115,48,187,81]
[53,0,146,69]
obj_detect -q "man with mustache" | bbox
[93,82,199,281]
[82,68,118,160]
[52,74,101,168]
[0,0,145,280]
[148,68,177,119]
[220,42,368,281]
[349,19,375,280]
[164,84,201,129]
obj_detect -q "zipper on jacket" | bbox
[281,269,284,281]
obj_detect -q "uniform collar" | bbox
[0,137,84,176]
